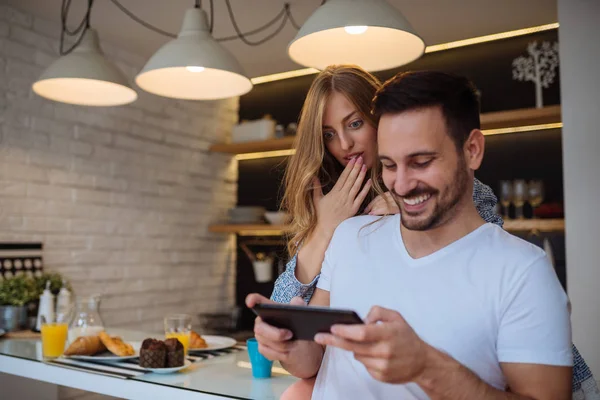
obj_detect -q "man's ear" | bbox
[463,129,485,170]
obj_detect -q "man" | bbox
[248,71,572,399]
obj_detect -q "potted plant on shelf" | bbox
[0,276,38,332]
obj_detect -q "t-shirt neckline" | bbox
[392,214,493,267]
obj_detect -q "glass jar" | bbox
[68,294,104,343]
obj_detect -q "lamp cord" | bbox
[107,0,306,46]
[59,0,94,55]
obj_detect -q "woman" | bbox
[256,65,595,399]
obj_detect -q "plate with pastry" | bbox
[64,332,139,361]
[188,331,237,352]
[139,337,192,373]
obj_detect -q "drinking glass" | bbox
[164,314,192,355]
[41,313,69,359]
[528,180,544,218]
[512,180,529,219]
[499,180,513,219]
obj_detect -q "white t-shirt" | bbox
[312,214,572,400]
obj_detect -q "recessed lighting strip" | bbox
[250,23,559,84]
[235,149,296,161]
[482,122,563,136]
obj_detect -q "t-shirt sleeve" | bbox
[316,238,336,292]
[497,255,572,366]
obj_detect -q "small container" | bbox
[36,281,54,332]
[56,280,71,318]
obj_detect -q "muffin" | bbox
[139,338,167,368]
[164,338,184,368]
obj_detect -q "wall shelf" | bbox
[209,218,564,236]
[210,106,561,155]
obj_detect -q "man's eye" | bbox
[349,120,363,129]
[381,163,396,170]
[413,159,433,168]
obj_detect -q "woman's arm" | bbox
[270,251,320,304]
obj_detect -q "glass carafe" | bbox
[68,294,105,343]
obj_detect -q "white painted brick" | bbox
[71,156,112,176]
[0,4,238,331]
[9,25,56,53]
[28,150,71,170]
[44,235,89,250]
[32,17,59,39]
[0,162,48,183]
[0,197,46,215]
[69,219,109,234]
[73,188,112,205]
[0,21,9,37]
[143,114,180,132]
[31,116,72,137]
[130,123,163,141]
[6,58,43,79]
[0,39,35,63]
[23,217,69,232]
[164,132,210,151]
[27,183,73,201]
[0,216,24,230]
[93,176,128,192]
[8,76,33,97]
[33,49,55,68]
[0,180,27,196]
[74,125,113,145]
[0,146,29,165]
[89,236,126,250]
[0,5,33,27]
[48,170,95,188]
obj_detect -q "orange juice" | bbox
[165,332,190,354]
[41,323,68,358]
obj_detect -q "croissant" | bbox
[190,331,208,349]
[64,335,107,356]
[99,331,135,356]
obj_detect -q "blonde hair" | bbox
[281,65,382,256]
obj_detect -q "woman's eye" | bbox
[349,120,363,129]
[323,131,335,141]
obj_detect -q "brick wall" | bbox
[0,4,239,334]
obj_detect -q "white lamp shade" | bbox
[288,0,425,72]
[32,29,137,106]
[136,8,252,100]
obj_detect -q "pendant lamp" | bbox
[288,0,425,72]
[136,7,253,100]
[32,29,138,106]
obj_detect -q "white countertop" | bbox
[0,329,297,399]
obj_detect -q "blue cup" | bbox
[246,338,273,379]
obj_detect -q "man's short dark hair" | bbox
[372,71,481,150]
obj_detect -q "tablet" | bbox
[252,303,363,341]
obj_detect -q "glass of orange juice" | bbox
[41,319,69,359]
[164,314,191,354]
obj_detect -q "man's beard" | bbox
[393,160,470,231]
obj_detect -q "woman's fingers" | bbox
[348,164,367,200]
[353,179,372,211]
[332,156,357,191]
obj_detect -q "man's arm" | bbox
[279,288,330,378]
[315,306,572,400]
[416,345,572,400]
